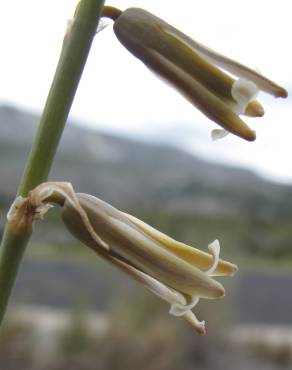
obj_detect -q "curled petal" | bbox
[204,240,220,275]
[170,296,199,316]
[124,213,238,276]
[231,79,259,115]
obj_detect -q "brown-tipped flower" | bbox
[104,7,287,141]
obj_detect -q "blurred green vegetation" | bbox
[0,317,34,367]
[0,290,224,370]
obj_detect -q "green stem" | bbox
[0,226,31,320]
[0,0,105,326]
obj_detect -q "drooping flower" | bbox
[9,182,237,335]
[101,6,288,141]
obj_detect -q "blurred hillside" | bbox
[1,104,292,370]
[1,104,292,258]
[1,104,292,215]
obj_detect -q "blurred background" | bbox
[0,1,292,369]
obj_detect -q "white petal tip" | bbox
[231,78,259,114]
[67,19,73,29]
[230,263,239,276]
[208,239,220,255]
[96,19,109,34]
[211,129,229,141]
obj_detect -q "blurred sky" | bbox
[0,1,291,182]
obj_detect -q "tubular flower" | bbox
[10,182,238,335]
[102,7,287,141]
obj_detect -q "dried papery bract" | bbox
[7,182,109,250]
[102,7,288,141]
[12,182,238,335]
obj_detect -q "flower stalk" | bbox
[0,0,105,326]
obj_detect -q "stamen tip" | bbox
[245,130,256,142]
[275,87,288,98]
[197,322,206,336]
[208,239,220,254]
[217,285,225,298]
[244,100,265,117]
[182,311,206,335]
[231,263,239,275]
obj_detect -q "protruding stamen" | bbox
[244,100,265,117]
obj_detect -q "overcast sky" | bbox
[0,1,291,182]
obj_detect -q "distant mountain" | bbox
[1,104,292,220]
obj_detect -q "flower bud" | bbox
[103,7,287,141]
